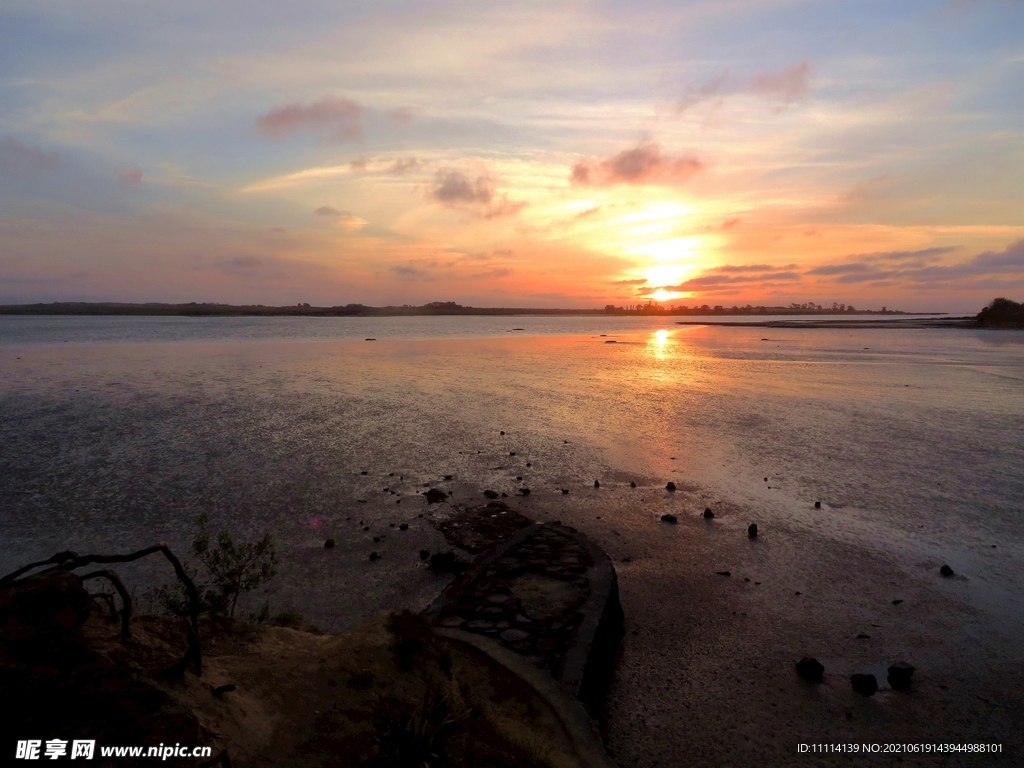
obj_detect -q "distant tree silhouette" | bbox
[977,297,1024,328]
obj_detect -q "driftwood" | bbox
[89,591,119,622]
[2,544,203,676]
[80,570,132,641]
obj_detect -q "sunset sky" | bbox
[1,0,1022,312]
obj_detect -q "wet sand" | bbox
[2,329,1022,764]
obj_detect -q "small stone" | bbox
[748,524,758,537]
[373,537,381,543]
[887,662,915,690]
[851,673,878,696]
[444,474,453,480]
[466,620,494,630]
[814,501,821,508]
[630,481,636,488]
[666,482,676,492]
[939,564,955,577]
[369,552,380,561]
[360,471,368,475]
[324,538,335,549]
[510,451,516,456]
[514,614,533,624]
[487,594,510,604]
[856,633,870,639]
[483,489,499,499]
[892,599,903,605]
[715,571,731,577]
[519,488,531,495]
[562,489,569,494]
[661,514,678,524]
[399,523,409,531]
[438,616,465,628]
[500,430,505,435]
[796,657,824,682]
[425,488,448,504]
[419,549,430,560]
[500,629,530,643]
[703,508,714,519]
[594,480,600,488]
[363,526,370,531]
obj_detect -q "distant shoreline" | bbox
[0,301,940,318]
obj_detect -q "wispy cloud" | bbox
[430,169,527,219]
[256,96,363,141]
[0,137,60,177]
[570,143,702,187]
[312,206,366,230]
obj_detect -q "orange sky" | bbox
[2,1,1022,312]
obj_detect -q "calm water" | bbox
[1,315,1022,628]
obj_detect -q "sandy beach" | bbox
[2,319,1022,764]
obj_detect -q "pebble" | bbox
[851,673,878,696]
[438,616,464,628]
[661,514,678,524]
[425,488,448,504]
[887,662,915,690]
[483,490,499,499]
[562,489,569,494]
[814,501,821,508]
[594,480,600,488]
[369,552,380,561]
[748,524,758,537]
[466,620,494,630]
[500,629,530,643]
[399,523,409,531]
[324,538,335,549]
[487,594,510,604]
[796,657,824,682]
[630,481,636,488]
[940,564,955,577]
[715,571,731,577]
[419,549,430,561]
[666,482,676,492]
[703,508,714,519]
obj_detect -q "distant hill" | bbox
[976,298,1024,328]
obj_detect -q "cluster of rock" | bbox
[431,525,593,676]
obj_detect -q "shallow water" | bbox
[1,316,1022,629]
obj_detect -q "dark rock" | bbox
[466,620,494,630]
[519,488,531,496]
[892,599,903,605]
[887,662,915,690]
[940,564,955,577]
[429,551,469,575]
[666,482,676,492]
[851,673,878,696]
[516,476,522,481]
[483,490,499,499]
[660,514,678,524]
[814,501,821,508]
[213,684,236,696]
[630,481,636,488]
[500,629,530,643]
[703,508,714,519]
[438,616,464,628]
[796,657,824,682]
[399,523,409,531]
[425,488,448,504]
[856,633,870,639]
[562,489,569,494]
[487,594,510,604]
[324,538,335,549]
[526,462,532,467]
[594,480,600,488]
[501,492,507,497]
[748,524,758,537]
[373,537,381,543]
[419,549,430,561]
[510,452,516,456]
[500,431,505,435]
[369,552,380,561]
[365,338,376,341]
[360,471,368,475]
[363,526,370,531]
[715,571,731,577]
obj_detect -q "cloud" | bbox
[750,62,811,103]
[256,96,363,141]
[676,62,812,113]
[388,157,424,175]
[570,143,703,187]
[430,169,526,219]
[469,268,512,279]
[387,107,417,124]
[0,137,60,177]
[721,218,741,229]
[312,206,366,230]
[349,158,368,172]
[614,278,648,285]
[390,264,434,280]
[661,264,803,292]
[118,168,143,184]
